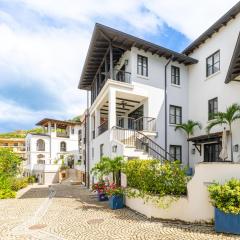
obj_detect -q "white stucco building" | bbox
[25,118,82,184]
[79,2,240,183]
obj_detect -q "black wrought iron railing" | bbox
[112,126,174,163]
[98,121,108,136]
[113,70,131,83]
[91,69,131,104]
[134,117,156,132]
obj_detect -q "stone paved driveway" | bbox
[0,184,240,240]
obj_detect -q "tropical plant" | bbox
[208,178,240,214]
[206,103,240,161]
[91,156,124,186]
[175,120,202,167]
[0,148,21,177]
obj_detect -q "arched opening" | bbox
[36,139,45,151]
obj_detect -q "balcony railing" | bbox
[91,69,131,104]
[134,117,156,132]
[56,132,69,138]
[98,121,108,136]
[113,69,131,84]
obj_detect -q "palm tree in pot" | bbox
[175,120,202,168]
[206,103,240,161]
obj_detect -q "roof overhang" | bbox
[225,32,240,83]
[183,2,240,55]
[36,118,79,128]
[79,23,198,90]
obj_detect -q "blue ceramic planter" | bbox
[109,195,124,210]
[186,168,193,176]
[97,192,108,201]
[215,208,240,235]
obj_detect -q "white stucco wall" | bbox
[125,163,240,222]
[188,13,240,165]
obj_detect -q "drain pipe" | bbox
[164,56,174,159]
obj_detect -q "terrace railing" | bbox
[98,121,108,136]
[112,126,174,163]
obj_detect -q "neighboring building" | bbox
[25,118,82,184]
[74,112,88,184]
[79,2,240,182]
[0,138,26,159]
[183,2,240,166]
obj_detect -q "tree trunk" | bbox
[187,133,190,168]
[230,125,233,161]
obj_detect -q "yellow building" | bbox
[0,138,26,159]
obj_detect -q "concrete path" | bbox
[0,184,239,240]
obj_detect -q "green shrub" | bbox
[27,176,36,184]
[208,178,240,214]
[0,175,12,190]
[123,159,187,197]
[0,189,16,199]
[10,177,28,191]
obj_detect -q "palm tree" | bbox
[206,103,240,161]
[175,120,202,168]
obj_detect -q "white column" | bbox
[95,108,100,137]
[108,88,116,131]
[48,122,51,135]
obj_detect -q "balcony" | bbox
[97,117,156,137]
[91,70,131,104]
[56,132,69,138]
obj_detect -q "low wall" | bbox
[125,162,240,223]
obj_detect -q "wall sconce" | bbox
[191,149,196,155]
[234,144,239,152]
[124,60,128,66]
[112,145,117,153]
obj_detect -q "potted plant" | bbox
[92,181,108,201]
[106,183,124,209]
[208,178,240,235]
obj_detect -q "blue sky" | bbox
[0,0,238,133]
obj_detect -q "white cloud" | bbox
[0,0,239,131]
[144,0,240,40]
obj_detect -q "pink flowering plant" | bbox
[106,183,125,197]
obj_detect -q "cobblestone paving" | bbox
[0,184,240,240]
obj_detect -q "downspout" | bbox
[164,56,174,159]
[86,90,90,188]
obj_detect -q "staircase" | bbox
[112,126,174,162]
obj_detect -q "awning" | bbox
[187,131,229,144]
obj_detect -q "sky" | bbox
[0,0,239,132]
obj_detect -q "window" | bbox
[3,143,8,146]
[170,145,182,162]
[169,105,182,124]
[171,66,180,85]
[137,55,148,77]
[71,128,74,134]
[37,154,45,164]
[14,143,18,147]
[36,139,45,151]
[208,97,218,120]
[60,141,67,152]
[100,144,104,159]
[206,50,220,77]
